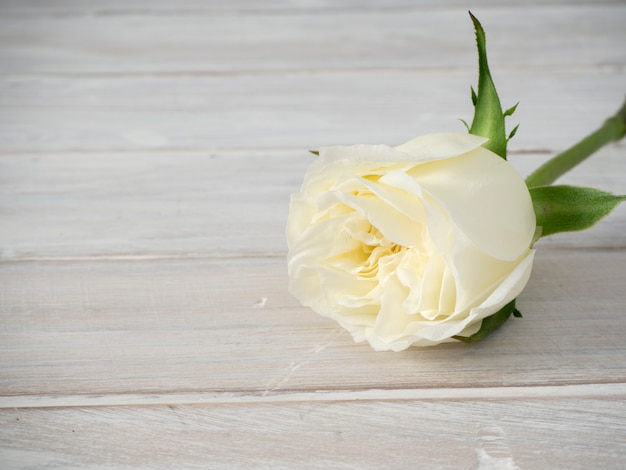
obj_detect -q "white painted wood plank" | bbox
[0,150,296,260]
[1,71,624,153]
[2,398,626,469]
[1,0,622,16]
[0,2,623,468]
[1,250,625,397]
[0,6,623,75]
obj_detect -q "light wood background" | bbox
[1,1,625,468]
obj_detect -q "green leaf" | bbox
[468,12,508,159]
[470,86,477,107]
[309,150,319,156]
[530,185,626,237]
[453,299,517,343]
[507,123,520,141]
[504,102,519,117]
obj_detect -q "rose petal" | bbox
[407,148,535,261]
[454,250,536,337]
[394,132,488,161]
[372,275,411,340]
[319,144,409,163]
[332,190,422,247]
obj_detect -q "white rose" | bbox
[287,133,536,351]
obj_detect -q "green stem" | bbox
[525,97,626,188]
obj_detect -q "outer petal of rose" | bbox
[383,250,534,348]
[408,149,535,261]
[446,225,530,312]
[286,194,318,249]
[288,211,379,320]
[319,133,488,165]
[288,212,352,265]
[454,249,536,337]
[408,249,535,344]
[377,170,524,311]
[394,132,488,161]
[319,144,412,163]
[289,257,377,332]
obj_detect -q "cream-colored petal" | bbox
[394,132,488,161]
[409,148,535,261]
[372,276,411,340]
[446,226,527,312]
[474,250,535,319]
[320,133,488,165]
[437,266,457,318]
[398,250,443,318]
[405,320,467,345]
[319,144,410,163]
[332,191,421,247]
[396,250,424,310]
[369,251,535,348]
[288,213,354,266]
[286,193,316,249]
[356,176,425,222]
[454,250,536,337]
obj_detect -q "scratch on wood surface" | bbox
[261,329,343,396]
[474,426,519,470]
[262,361,304,397]
[308,328,344,354]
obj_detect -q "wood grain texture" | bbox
[1,71,624,153]
[0,4,624,75]
[1,4,624,154]
[1,0,625,468]
[2,399,626,469]
[2,0,624,15]
[1,249,625,398]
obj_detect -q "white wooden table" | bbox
[1,1,625,468]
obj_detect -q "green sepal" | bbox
[468,12,508,159]
[309,150,319,156]
[453,299,517,344]
[530,185,626,237]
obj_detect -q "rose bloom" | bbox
[286,133,536,351]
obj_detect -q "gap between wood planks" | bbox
[2,64,622,80]
[1,383,625,410]
[0,147,565,158]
